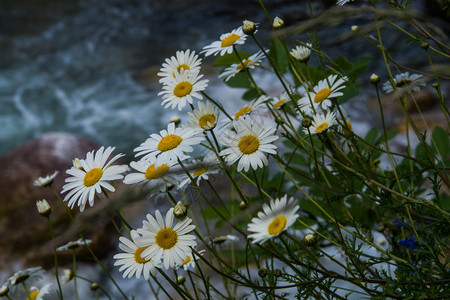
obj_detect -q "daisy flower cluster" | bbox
[113,208,198,279]
[297,73,350,136]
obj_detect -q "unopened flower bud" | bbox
[351,25,359,32]
[62,269,74,283]
[36,199,52,217]
[72,158,83,170]
[420,41,429,50]
[243,20,257,35]
[177,276,186,285]
[239,201,247,210]
[174,201,188,220]
[304,233,317,246]
[0,285,9,297]
[272,17,284,30]
[273,269,282,277]
[170,116,181,126]
[302,118,312,128]
[258,268,268,277]
[370,73,380,85]
[90,283,100,291]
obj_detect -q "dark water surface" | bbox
[1,0,445,156]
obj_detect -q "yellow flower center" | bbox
[238,135,260,155]
[27,290,39,300]
[84,168,103,187]
[182,255,192,265]
[268,216,287,235]
[314,88,332,103]
[396,78,411,87]
[234,106,252,119]
[274,99,286,108]
[173,81,193,98]
[158,134,183,152]
[176,64,190,74]
[221,33,241,48]
[155,228,178,250]
[198,114,216,129]
[236,59,252,71]
[134,246,151,264]
[193,168,207,177]
[145,163,169,180]
[315,122,329,133]
[343,120,353,137]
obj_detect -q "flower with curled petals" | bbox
[157,49,202,84]
[61,146,127,212]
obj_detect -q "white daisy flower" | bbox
[61,146,127,212]
[186,101,220,131]
[5,267,44,289]
[220,116,278,172]
[134,122,204,167]
[218,50,266,82]
[137,208,197,270]
[304,112,337,135]
[178,152,221,188]
[123,158,180,194]
[113,230,158,280]
[57,238,91,252]
[27,283,51,300]
[337,0,354,5]
[270,91,291,109]
[298,75,347,114]
[201,26,247,57]
[158,69,209,111]
[233,95,269,121]
[34,171,59,187]
[247,195,299,244]
[382,72,425,94]
[290,43,312,63]
[179,250,205,271]
[157,49,202,84]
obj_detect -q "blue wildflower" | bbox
[398,237,420,250]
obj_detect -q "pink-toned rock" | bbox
[0,132,118,273]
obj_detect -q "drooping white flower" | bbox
[218,50,266,82]
[290,43,312,63]
[34,171,59,187]
[61,146,127,212]
[382,72,425,94]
